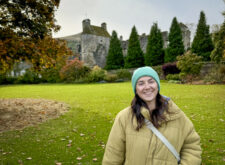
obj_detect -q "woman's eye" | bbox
[137,82,144,86]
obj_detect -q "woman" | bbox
[102,66,202,165]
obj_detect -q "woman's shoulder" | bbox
[117,106,132,117]
[114,106,133,122]
[166,99,194,127]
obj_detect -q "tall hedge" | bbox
[192,11,214,61]
[145,23,164,66]
[164,17,184,63]
[105,30,124,70]
[125,26,144,68]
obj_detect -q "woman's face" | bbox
[136,76,158,104]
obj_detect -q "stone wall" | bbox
[81,34,110,68]
[121,23,190,57]
[179,23,191,50]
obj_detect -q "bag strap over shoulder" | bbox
[145,119,181,164]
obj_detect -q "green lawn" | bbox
[0,82,224,164]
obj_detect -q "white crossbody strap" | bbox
[145,119,181,164]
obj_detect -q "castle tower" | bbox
[82,19,91,32]
[101,22,107,31]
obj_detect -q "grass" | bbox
[0,82,224,165]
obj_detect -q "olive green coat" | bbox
[102,100,202,165]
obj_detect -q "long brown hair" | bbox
[131,93,169,130]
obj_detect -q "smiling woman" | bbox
[103,66,202,165]
[136,76,159,106]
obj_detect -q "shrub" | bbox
[152,65,163,79]
[166,74,180,81]
[162,62,180,77]
[40,68,61,83]
[204,64,225,83]
[177,51,203,76]
[116,69,131,80]
[16,69,41,84]
[104,74,118,82]
[0,73,17,84]
[86,66,107,82]
[60,58,90,82]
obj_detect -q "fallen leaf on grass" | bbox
[67,143,72,147]
[77,147,81,152]
[219,119,224,122]
[18,160,23,165]
[55,162,62,165]
[26,157,32,160]
[80,133,85,136]
[93,158,98,161]
[208,139,214,143]
[76,157,82,160]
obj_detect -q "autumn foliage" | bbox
[0,30,72,73]
[0,0,72,74]
[60,58,90,82]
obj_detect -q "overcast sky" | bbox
[53,0,224,40]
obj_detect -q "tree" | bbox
[125,26,144,68]
[0,0,72,73]
[164,17,184,62]
[191,11,214,61]
[145,23,164,66]
[0,0,60,38]
[0,32,72,73]
[210,12,225,63]
[105,30,124,70]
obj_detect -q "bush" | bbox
[104,74,118,82]
[162,62,180,77]
[0,73,17,84]
[166,74,180,81]
[16,69,41,84]
[86,66,107,82]
[40,68,61,83]
[204,64,225,83]
[60,58,90,82]
[116,69,131,80]
[177,51,203,76]
[152,65,163,79]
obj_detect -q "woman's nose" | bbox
[144,83,151,89]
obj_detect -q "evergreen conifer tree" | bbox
[192,11,214,61]
[125,26,144,68]
[145,23,164,66]
[164,17,184,62]
[210,13,225,63]
[105,30,124,69]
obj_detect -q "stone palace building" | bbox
[58,19,191,68]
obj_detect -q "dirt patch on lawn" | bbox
[0,98,70,132]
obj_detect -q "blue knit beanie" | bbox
[131,66,160,94]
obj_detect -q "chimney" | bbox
[101,22,107,31]
[82,19,91,32]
